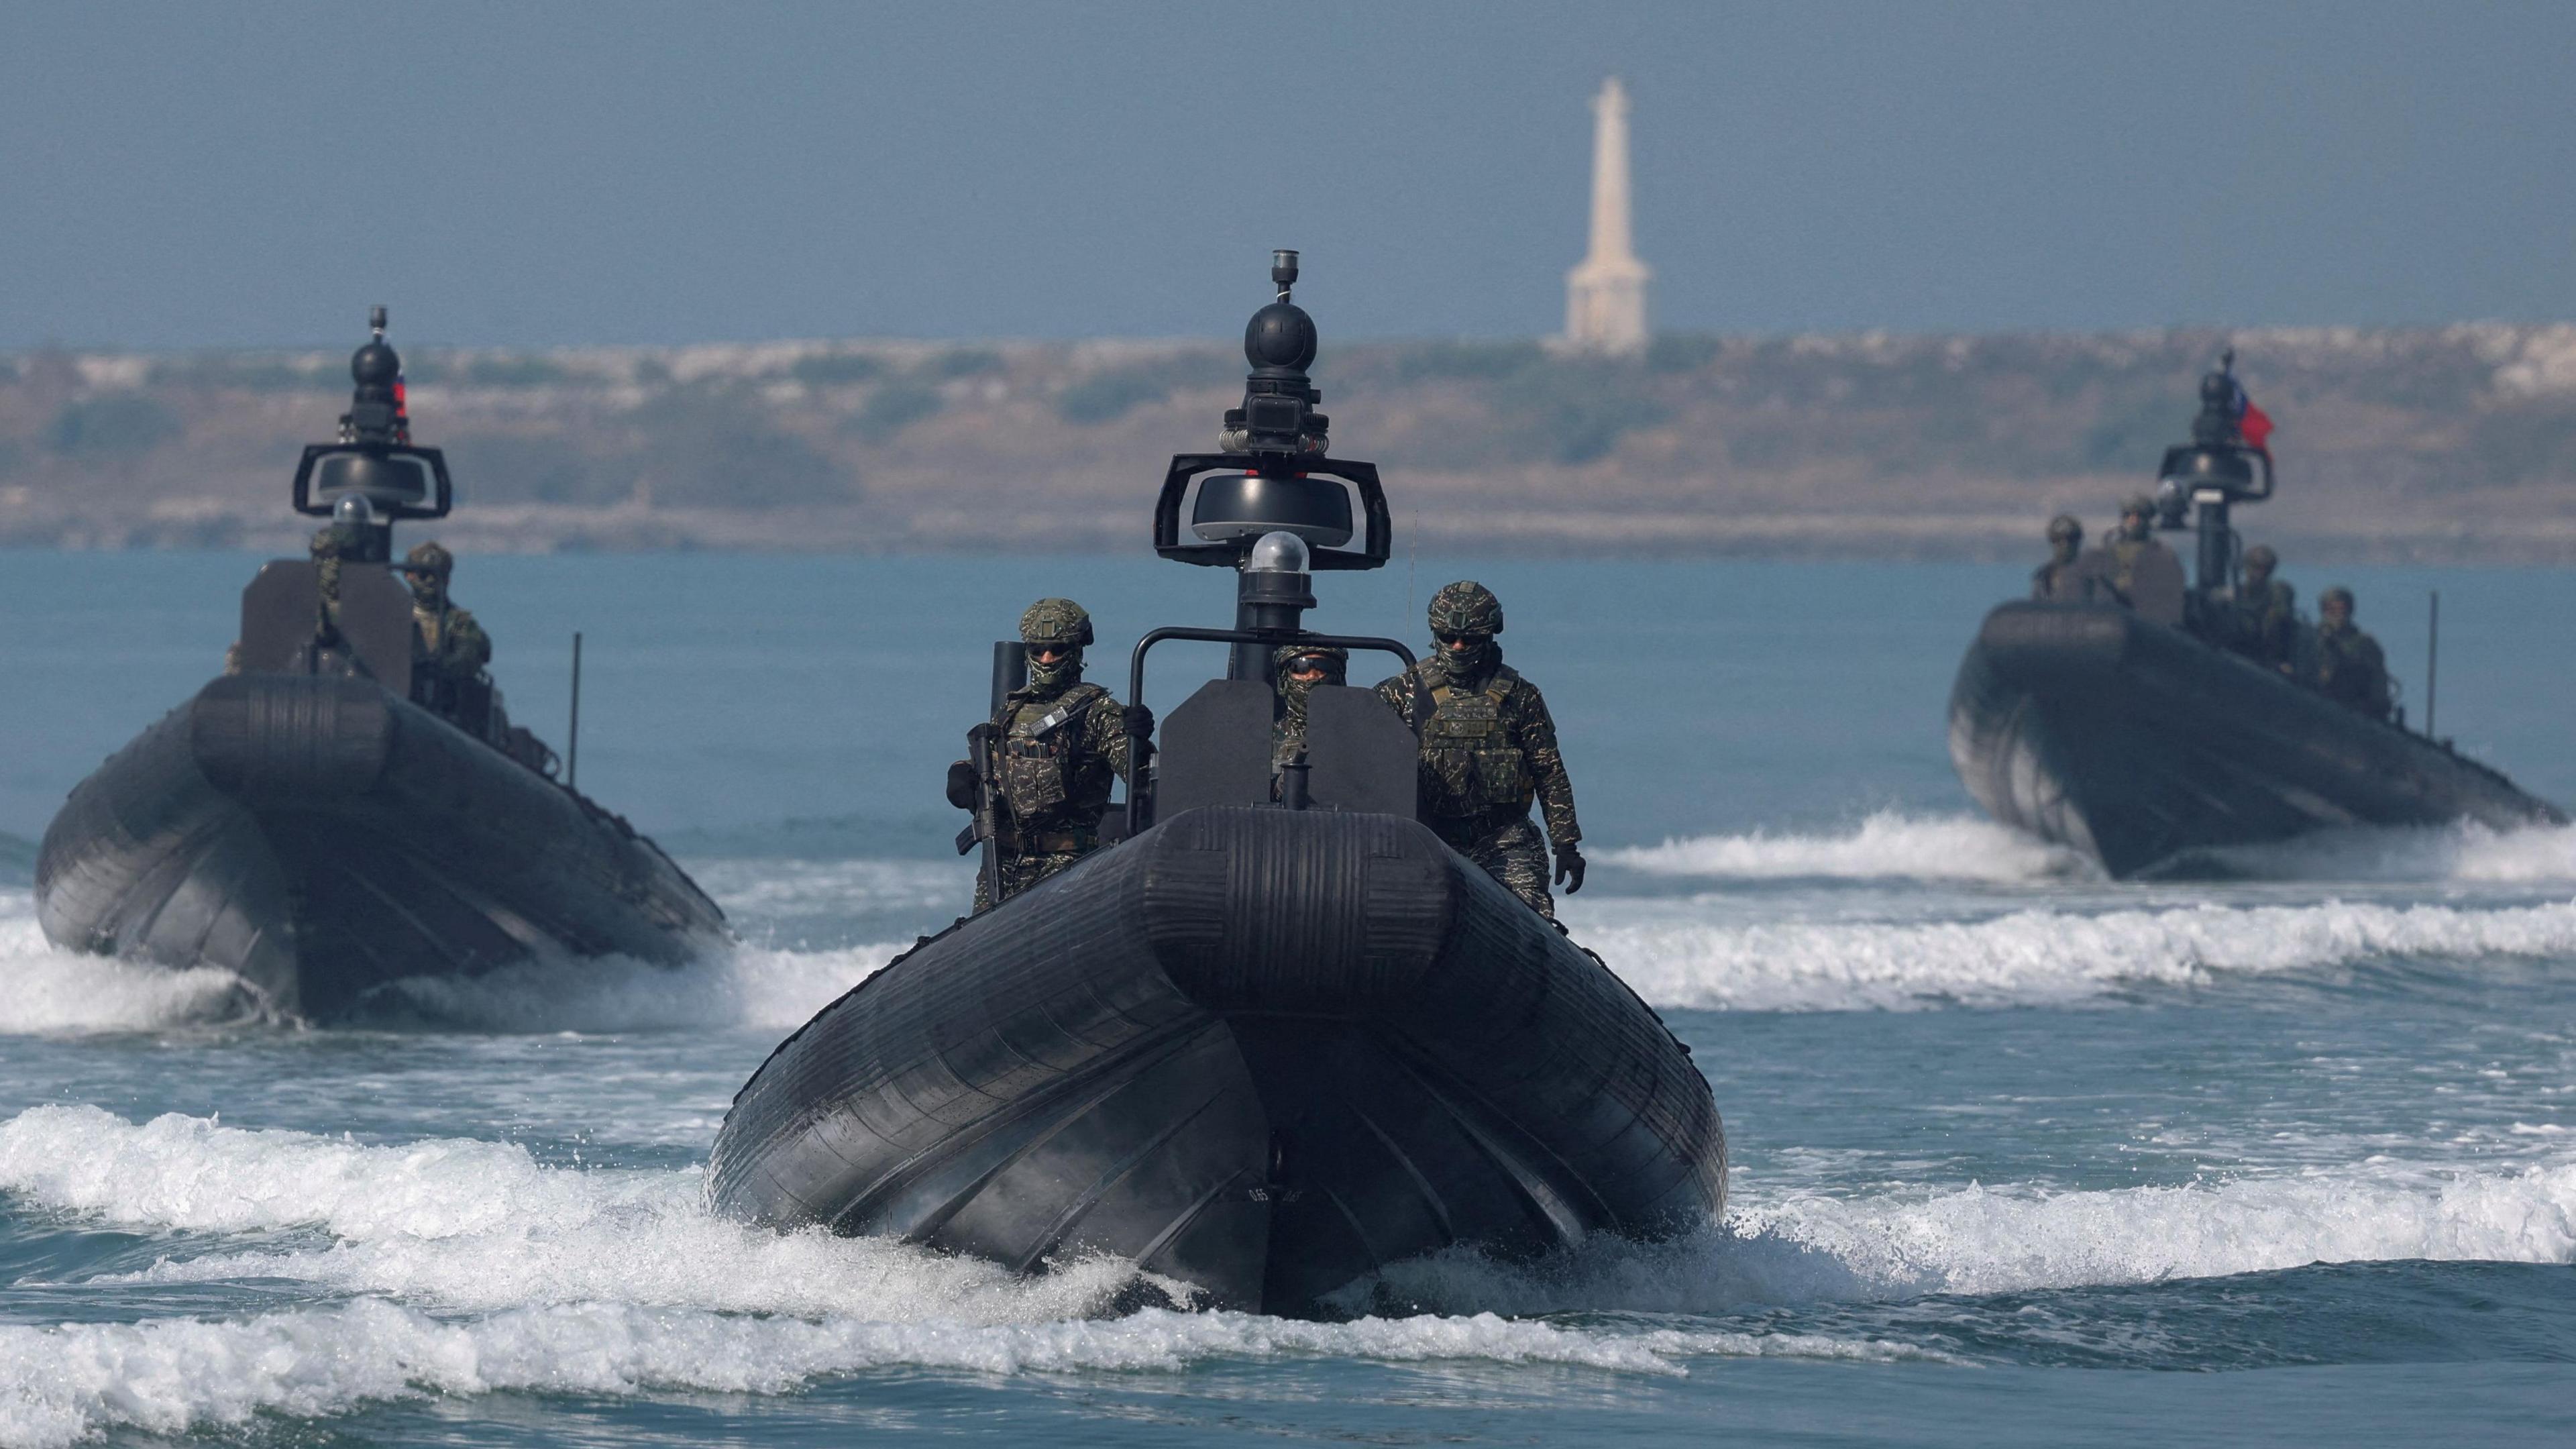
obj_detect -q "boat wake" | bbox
[1602,812,2090,884]
[1583,896,2576,1011]
[2159,820,2576,884]
[0,890,901,1036]
[2,1104,2569,1444]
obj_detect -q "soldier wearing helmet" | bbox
[1373,581,1585,919]
[1271,643,1348,800]
[2031,515,2091,601]
[400,540,493,723]
[2226,543,2298,671]
[951,598,1146,910]
[2308,585,2392,721]
[2098,493,2186,625]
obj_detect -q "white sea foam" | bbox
[2182,821,2576,884]
[0,880,899,1034]
[691,857,967,919]
[5,1105,2571,1445]
[0,1299,1941,1449]
[0,908,263,1034]
[1603,812,2091,883]
[1593,896,2576,1011]
[359,938,904,1034]
[1370,1158,2576,1318]
[0,1107,1931,1446]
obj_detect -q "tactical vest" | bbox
[995,683,1108,821]
[1420,667,1533,818]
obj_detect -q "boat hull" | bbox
[706,804,1725,1317]
[34,673,724,1020]
[1948,602,2563,877]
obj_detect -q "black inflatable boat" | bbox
[708,255,1725,1316]
[34,312,724,1020]
[1949,356,2562,878]
[1949,600,2561,877]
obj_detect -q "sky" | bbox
[3,1,2572,351]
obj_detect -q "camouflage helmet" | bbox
[1427,580,1504,637]
[2243,543,2277,572]
[1019,597,1095,648]
[2121,493,2156,519]
[2319,585,2355,612]
[2047,514,2082,543]
[403,541,453,577]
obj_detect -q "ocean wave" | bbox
[688,857,967,919]
[2171,820,2576,884]
[1593,896,2576,1011]
[0,1297,1936,1449]
[16,1106,2575,1322]
[6,1106,2571,1442]
[1366,1158,2576,1317]
[0,888,894,1034]
[1602,812,2089,883]
[0,913,264,1034]
[0,1107,1934,1446]
[353,938,902,1034]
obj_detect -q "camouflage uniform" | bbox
[2102,495,2176,602]
[1271,643,1348,800]
[400,541,494,719]
[2225,545,2297,669]
[2031,515,2090,601]
[1375,582,1583,919]
[2310,586,2392,721]
[967,598,1142,911]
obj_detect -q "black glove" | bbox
[1124,704,1157,740]
[945,759,979,811]
[1554,843,1586,894]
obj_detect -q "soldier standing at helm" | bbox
[2229,544,2298,672]
[1375,582,1585,920]
[2031,515,2090,601]
[400,541,492,720]
[2310,586,2393,721]
[949,598,1146,910]
[1271,643,1348,800]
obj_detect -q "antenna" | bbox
[567,631,583,789]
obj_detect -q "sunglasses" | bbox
[1434,632,1491,647]
[1028,644,1071,662]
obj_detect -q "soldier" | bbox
[1375,581,1585,919]
[2229,544,2297,671]
[2310,586,2392,720]
[1272,643,1348,800]
[2094,494,2186,625]
[952,598,1146,910]
[400,541,494,722]
[2031,515,2089,600]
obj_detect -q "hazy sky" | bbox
[5,1,2571,350]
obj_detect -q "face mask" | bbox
[1279,660,1340,720]
[1432,636,1495,681]
[1027,646,1081,694]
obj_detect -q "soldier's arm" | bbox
[1510,680,1582,847]
[447,610,493,672]
[1086,695,1138,782]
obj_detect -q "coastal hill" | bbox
[5,325,2574,561]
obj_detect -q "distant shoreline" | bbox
[7,324,2574,564]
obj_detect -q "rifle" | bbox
[952,641,1028,909]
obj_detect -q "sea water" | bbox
[0,549,2572,1446]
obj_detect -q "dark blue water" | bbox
[3,549,2573,1446]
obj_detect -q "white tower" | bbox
[1564,77,1651,356]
